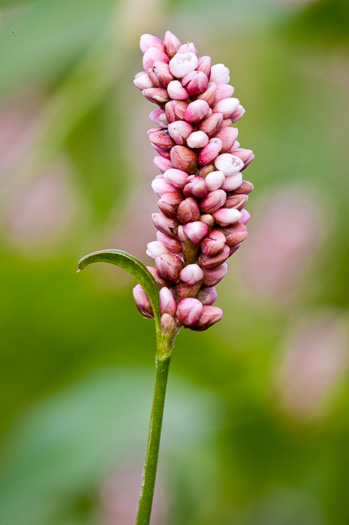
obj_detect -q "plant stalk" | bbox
[135,334,175,525]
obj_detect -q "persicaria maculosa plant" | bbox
[78,30,254,525]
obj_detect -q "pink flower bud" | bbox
[155,253,183,282]
[198,113,223,137]
[133,284,154,318]
[146,266,169,288]
[176,298,203,327]
[222,118,233,128]
[192,305,223,331]
[197,56,211,77]
[183,176,208,199]
[214,84,235,102]
[151,176,177,197]
[213,97,240,118]
[232,148,255,170]
[200,189,227,214]
[231,104,245,122]
[149,108,168,127]
[140,34,166,54]
[201,229,226,256]
[165,100,188,122]
[215,127,239,152]
[229,244,241,256]
[167,80,189,100]
[148,61,173,88]
[197,286,217,305]
[143,47,169,71]
[183,221,209,244]
[169,52,198,78]
[222,223,248,247]
[199,244,230,269]
[198,164,215,177]
[203,262,229,286]
[159,287,177,316]
[158,192,181,218]
[180,263,204,284]
[240,209,251,224]
[197,82,217,106]
[149,130,175,150]
[164,31,181,58]
[200,214,215,228]
[153,156,172,173]
[221,172,243,191]
[233,180,254,195]
[182,71,208,95]
[156,231,182,254]
[178,42,198,55]
[151,144,171,159]
[142,88,170,104]
[225,194,249,210]
[187,131,209,149]
[214,153,244,176]
[213,208,242,227]
[167,121,193,145]
[230,140,240,151]
[198,138,222,165]
[205,170,225,191]
[134,72,153,90]
[152,213,178,237]
[210,64,230,85]
[184,100,210,123]
[170,145,198,173]
[177,197,201,223]
[161,312,177,334]
[163,168,188,188]
[146,240,169,258]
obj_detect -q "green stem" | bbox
[135,334,175,525]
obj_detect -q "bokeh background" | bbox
[0,0,349,523]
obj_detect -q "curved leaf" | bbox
[78,249,161,340]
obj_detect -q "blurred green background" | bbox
[0,0,348,523]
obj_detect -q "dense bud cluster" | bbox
[133,31,254,331]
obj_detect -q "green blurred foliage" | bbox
[0,0,348,523]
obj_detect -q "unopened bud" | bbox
[214,153,244,176]
[159,287,177,316]
[177,197,201,224]
[232,148,255,171]
[170,145,198,173]
[148,61,173,88]
[197,56,212,77]
[231,104,245,123]
[199,244,230,269]
[140,34,166,54]
[164,31,181,58]
[215,127,239,152]
[213,98,240,119]
[205,170,225,191]
[203,262,229,286]
[201,229,226,256]
[165,100,188,122]
[169,52,198,78]
[163,168,188,188]
[167,121,193,145]
[149,108,168,127]
[180,263,204,284]
[167,80,189,100]
[222,222,248,247]
[240,209,251,225]
[221,172,243,191]
[183,176,208,199]
[152,213,178,237]
[200,189,226,214]
[183,221,209,244]
[134,72,153,90]
[155,253,183,282]
[143,88,170,104]
[133,284,154,318]
[187,131,209,149]
[192,305,223,331]
[149,130,175,150]
[197,82,217,106]
[143,47,169,71]
[184,100,210,123]
[197,286,218,305]
[156,231,182,253]
[146,266,169,288]
[153,156,172,173]
[198,138,222,165]
[146,240,169,258]
[222,118,233,128]
[210,64,230,86]
[182,71,208,95]
[225,194,248,210]
[214,84,235,102]
[161,313,177,335]
[176,298,203,327]
[151,176,177,197]
[158,192,182,218]
[233,180,254,195]
[198,113,223,137]
[213,208,242,227]
[178,42,198,55]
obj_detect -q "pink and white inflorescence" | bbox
[133,31,254,332]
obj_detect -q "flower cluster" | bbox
[133,31,254,332]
